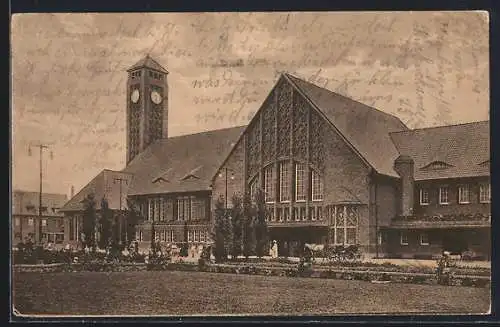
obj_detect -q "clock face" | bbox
[151,90,162,105]
[131,89,140,103]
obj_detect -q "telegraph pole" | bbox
[29,143,52,245]
[114,177,128,244]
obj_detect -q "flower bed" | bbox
[219,260,490,277]
[13,259,490,288]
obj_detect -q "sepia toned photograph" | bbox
[11,11,490,317]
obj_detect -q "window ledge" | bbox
[419,203,429,206]
[459,202,470,205]
[439,202,449,205]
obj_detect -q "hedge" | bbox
[13,261,490,288]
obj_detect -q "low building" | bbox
[61,55,491,259]
[382,122,491,259]
[12,190,67,247]
[59,169,133,249]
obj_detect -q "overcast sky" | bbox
[11,11,489,197]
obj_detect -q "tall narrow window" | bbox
[185,197,191,220]
[279,162,290,202]
[177,197,185,221]
[148,199,154,221]
[458,185,470,204]
[165,198,174,221]
[158,198,165,221]
[419,188,429,205]
[154,198,160,221]
[312,170,323,201]
[479,183,491,203]
[264,165,275,203]
[439,186,449,205]
[250,177,259,202]
[167,230,174,243]
[295,163,307,202]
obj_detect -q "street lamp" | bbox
[28,143,53,246]
[218,167,235,210]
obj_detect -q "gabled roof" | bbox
[12,190,67,216]
[60,170,134,212]
[122,126,246,196]
[285,73,408,177]
[389,121,490,180]
[127,54,169,74]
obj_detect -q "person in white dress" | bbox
[270,240,279,259]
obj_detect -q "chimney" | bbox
[70,185,75,199]
[394,155,415,217]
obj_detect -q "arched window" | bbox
[249,176,259,202]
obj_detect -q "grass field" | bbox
[13,270,490,316]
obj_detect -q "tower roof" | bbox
[127,54,169,74]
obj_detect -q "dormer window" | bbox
[421,161,454,170]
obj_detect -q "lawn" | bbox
[13,270,490,316]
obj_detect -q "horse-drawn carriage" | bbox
[304,243,362,264]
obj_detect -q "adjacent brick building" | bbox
[12,190,67,247]
[61,55,491,259]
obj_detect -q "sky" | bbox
[11,11,489,198]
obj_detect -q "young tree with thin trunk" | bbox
[212,196,227,262]
[125,198,141,244]
[242,192,256,259]
[254,188,269,258]
[230,194,243,260]
[82,193,97,250]
[99,197,112,249]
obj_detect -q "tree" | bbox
[125,198,141,243]
[82,193,97,250]
[242,192,256,259]
[254,189,269,258]
[230,194,244,259]
[98,197,112,249]
[212,196,228,262]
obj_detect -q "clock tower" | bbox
[126,54,169,164]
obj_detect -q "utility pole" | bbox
[28,143,52,245]
[114,177,128,244]
[225,168,228,210]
